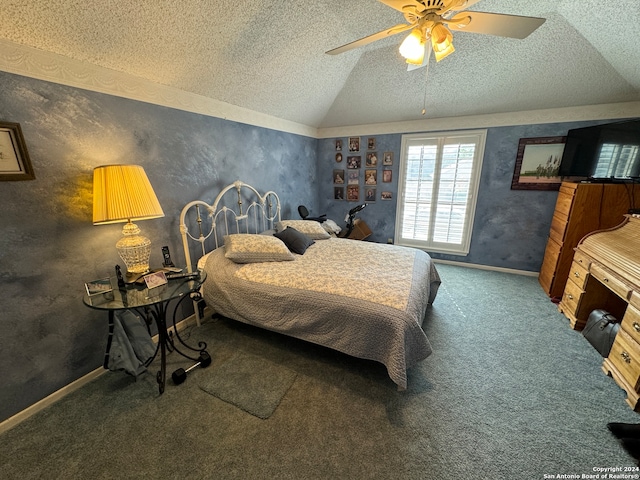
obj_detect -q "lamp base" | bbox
[116,221,152,275]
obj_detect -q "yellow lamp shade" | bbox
[93,164,164,224]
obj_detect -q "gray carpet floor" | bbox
[1,263,639,479]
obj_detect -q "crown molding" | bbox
[0,38,317,138]
[317,102,640,138]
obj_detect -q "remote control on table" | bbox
[166,272,199,280]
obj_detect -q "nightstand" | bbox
[83,268,208,394]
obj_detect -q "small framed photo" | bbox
[383,152,393,166]
[85,277,113,296]
[366,152,378,167]
[348,137,360,152]
[0,122,35,181]
[347,185,360,201]
[334,187,344,200]
[382,169,392,183]
[144,271,168,289]
[333,169,345,184]
[347,156,361,169]
[347,171,359,185]
[335,152,343,163]
[381,191,393,200]
[365,169,377,185]
[335,139,342,151]
[367,137,376,150]
[365,188,376,202]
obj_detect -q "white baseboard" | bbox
[432,258,539,277]
[0,311,208,435]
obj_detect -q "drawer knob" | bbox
[603,278,609,283]
[634,322,640,333]
[621,351,632,364]
[574,271,580,278]
[567,294,574,300]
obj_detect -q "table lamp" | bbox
[93,164,165,276]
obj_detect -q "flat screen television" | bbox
[558,119,640,180]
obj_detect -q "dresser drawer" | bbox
[622,306,640,344]
[554,189,575,217]
[568,260,589,290]
[572,249,591,270]
[590,264,632,300]
[631,291,640,311]
[549,214,569,244]
[609,329,640,392]
[560,278,584,317]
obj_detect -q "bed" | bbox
[179,181,441,389]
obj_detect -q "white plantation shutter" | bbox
[395,130,486,255]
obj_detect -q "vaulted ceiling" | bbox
[1,0,639,130]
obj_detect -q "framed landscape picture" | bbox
[511,136,566,190]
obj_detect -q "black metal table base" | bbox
[104,294,208,394]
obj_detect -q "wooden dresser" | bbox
[558,215,640,409]
[539,181,640,299]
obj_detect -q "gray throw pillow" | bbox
[274,227,315,254]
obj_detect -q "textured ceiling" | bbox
[1,0,639,129]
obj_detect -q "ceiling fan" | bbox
[326,0,546,66]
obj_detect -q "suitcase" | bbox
[582,309,620,357]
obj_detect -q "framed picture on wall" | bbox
[333,169,345,184]
[365,169,377,185]
[511,136,566,190]
[334,187,344,200]
[347,156,361,169]
[348,137,360,152]
[383,152,393,166]
[347,171,359,185]
[381,191,393,200]
[347,185,360,201]
[367,137,376,150]
[0,122,35,181]
[382,169,392,182]
[365,188,376,202]
[366,152,378,167]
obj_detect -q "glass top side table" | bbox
[83,269,208,394]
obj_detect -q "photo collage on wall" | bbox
[333,136,393,202]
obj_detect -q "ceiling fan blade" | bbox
[326,23,414,55]
[377,0,425,14]
[448,11,545,39]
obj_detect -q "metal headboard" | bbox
[179,180,281,271]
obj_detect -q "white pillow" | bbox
[223,234,295,263]
[275,220,331,240]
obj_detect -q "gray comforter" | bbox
[201,237,440,389]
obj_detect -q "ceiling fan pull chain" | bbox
[422,51,431,115]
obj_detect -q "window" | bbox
[395,130,486,255]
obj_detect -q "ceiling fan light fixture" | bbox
[399,28,426,65]
[431,23,455,61]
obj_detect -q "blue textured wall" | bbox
[0,71,317,422]
[318,121,615,271]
